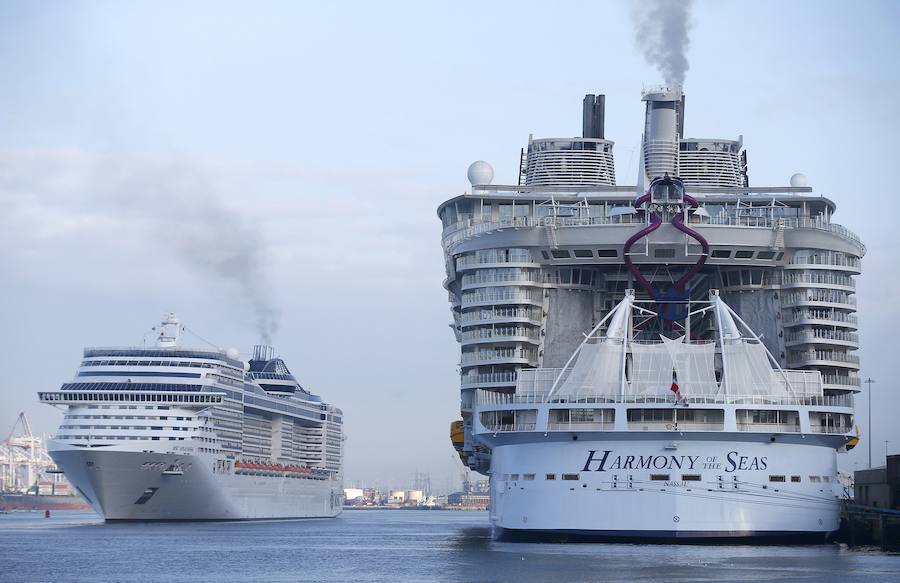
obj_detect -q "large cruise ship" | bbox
[39,314,344,521]
[438,87,864,541]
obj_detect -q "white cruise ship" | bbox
[439,87,863,541]
[39,314,344,521]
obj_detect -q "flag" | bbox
[670,381,681,400]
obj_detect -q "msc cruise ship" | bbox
[39,314,344,521]
[439,87,864,541]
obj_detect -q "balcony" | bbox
[787,350,860,369]
[460,371,518,389]
[460,288,544,309]
[783,310,858,329]
[460,307,543,327]
[784,329,859,348]
[821,375,861,389]
[481,423,537,433]
[782,291,856,309]
[455,250,539,271]
[461,270,542,290]
[461,326,540,346]
[626,421,725,432]
[786,252,862,273]
[809,425,853,434]
[461,348,538,367]
[548,421,614,431]
[737,423,800,433]
[780,273,856,290]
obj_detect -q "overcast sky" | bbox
[1,1,898,490]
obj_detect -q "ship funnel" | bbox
[252,344,275,362]
[641,86,684,181]
[582,94,606,139]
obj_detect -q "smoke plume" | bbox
[631,0,693,86]
[97,159,281,344]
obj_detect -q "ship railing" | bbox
[821,375,861,387]
[547,421,615,431]
[481,423,537,433]
[628,421,725,432]
[474,389,853,408]
[442,214,864,253]
[38,390,224,405]
[737,422,801,433]
[809,425,854,434]
[248,372,298,382]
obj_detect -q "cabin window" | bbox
[650,474,670,481]
[523,474,535,481]
[545,474,556,480]
[551,250,571,259]
[757,251,776,260]
[682,474,702,481]
[573,249,593,258]
[561,473,579,481]
[791,476,801,483]
[735,250,754,259]
[769,475,786,482]
[596,249,617,258]
[712,249,731,258]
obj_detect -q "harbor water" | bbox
[1,510,897,582]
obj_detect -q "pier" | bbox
[840,502,900,551]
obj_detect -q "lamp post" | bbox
[865,377,875,468]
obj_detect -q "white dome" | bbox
[467,160,494,186]
[225,347,240,360]
[790,173,808,188]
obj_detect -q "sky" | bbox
[1,0,898,490]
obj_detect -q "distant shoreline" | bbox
[342,506,487,511]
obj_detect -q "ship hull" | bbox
[486,436,841,541]
[49,443,342,521]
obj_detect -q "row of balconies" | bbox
[784,329,860,346]
[787,251,862,271]
[458,306,543,327]
[821,374,861,388]
[460,371,518,388]
[787,349,860,368]
[461,326,540,343]
[461,287,544,308]
[783,309,858,328]
[481,419,852,434]
[461,347,538,366]
[781,272,856,289]
[782,290,856,308]
[455,249,537,270]
[461,268,542,288]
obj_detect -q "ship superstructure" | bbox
[39,314,344,521]
[438,87,863,540]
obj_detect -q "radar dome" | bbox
[467,161,494,186]
[226,348,240,360]
[790,173,808,188]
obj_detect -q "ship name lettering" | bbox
[725,451,768,472]
[582,451,700,472]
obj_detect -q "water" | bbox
[1,510,897,583]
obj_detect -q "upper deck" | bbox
[439,184,864,258]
